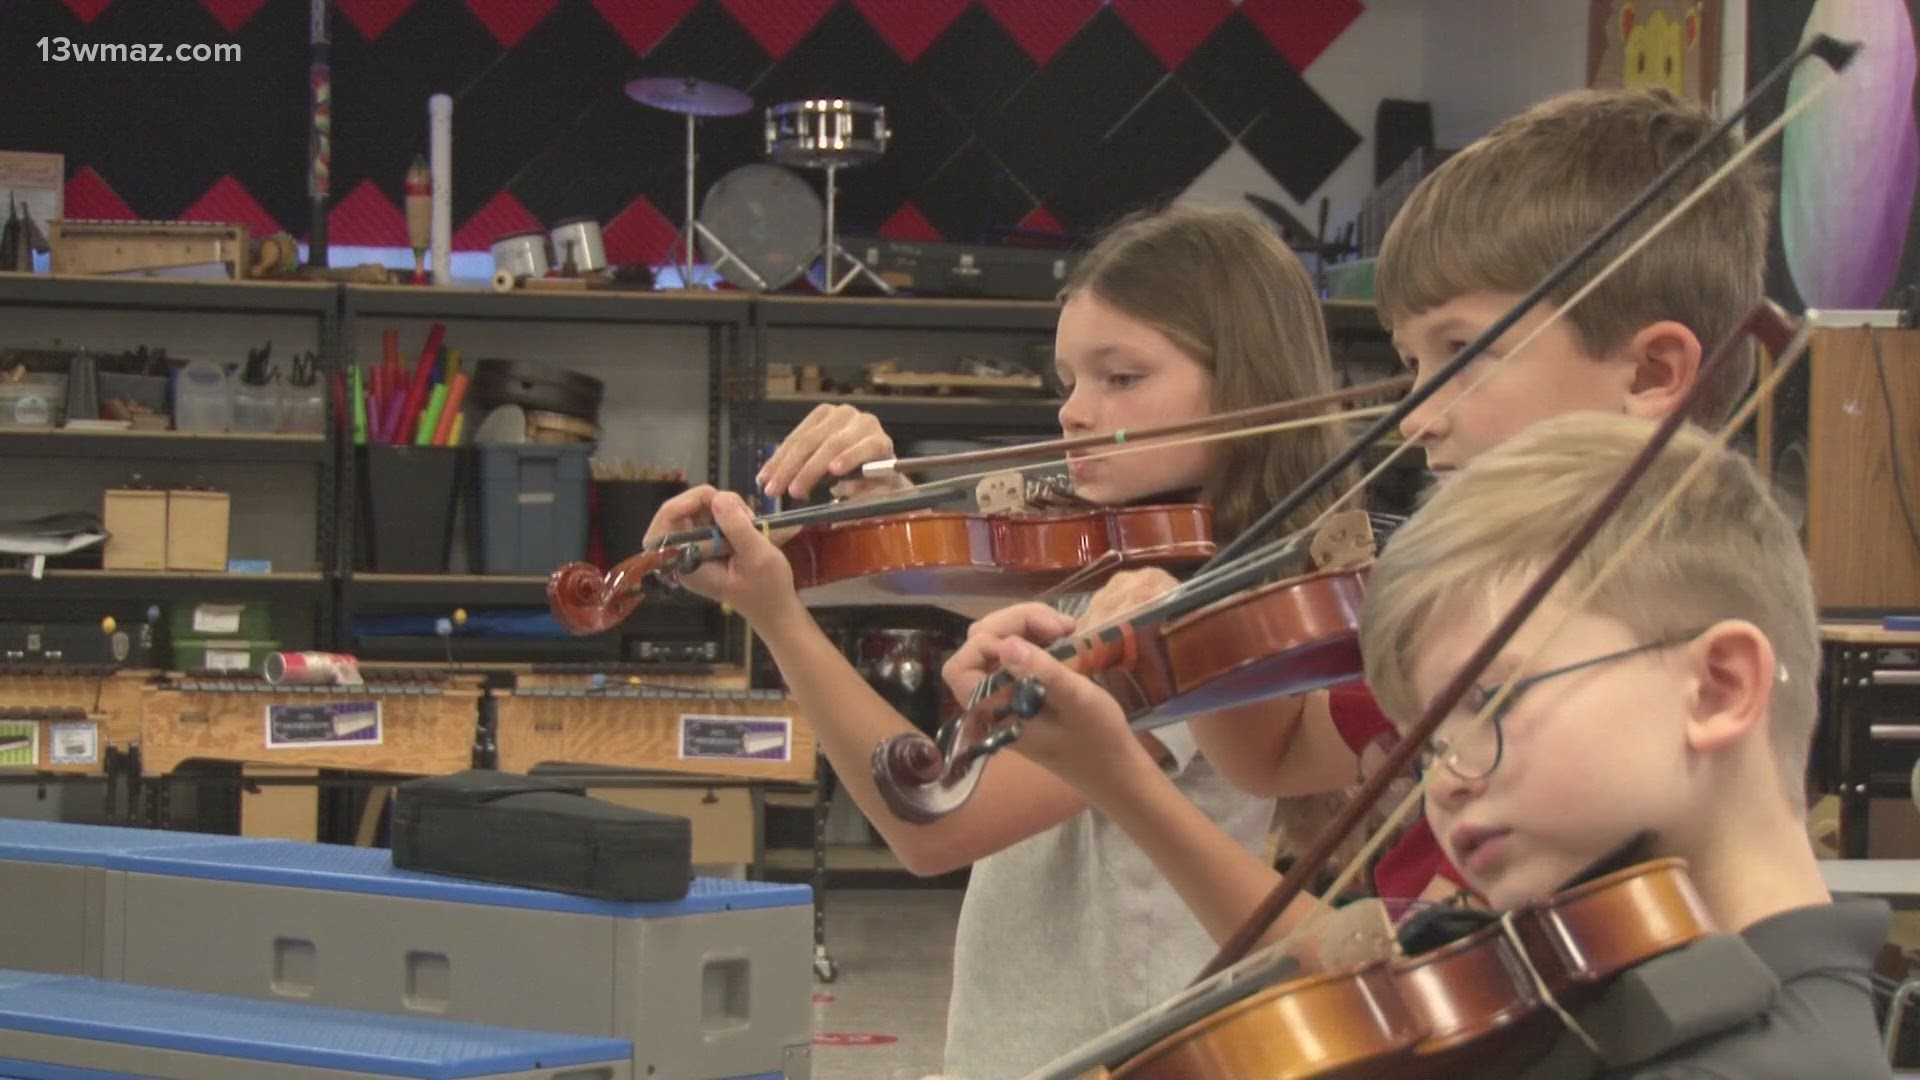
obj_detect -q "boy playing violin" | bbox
[946,85,1782,943]
[1365,411,1887,1076]
[985,412,1892,1077]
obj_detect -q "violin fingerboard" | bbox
[1050,592,1092,621]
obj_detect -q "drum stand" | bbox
[675,113,767,291]
[813,164,893,296]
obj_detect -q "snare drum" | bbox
[765,99,889,169]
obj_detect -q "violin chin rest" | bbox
[1396,903,1497,957]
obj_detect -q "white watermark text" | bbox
[38,38,242,63]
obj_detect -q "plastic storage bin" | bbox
[0,374,66,427]
[476,445,592,574]
[358,446,465,572]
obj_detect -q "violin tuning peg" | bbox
[1008,677,1047,719]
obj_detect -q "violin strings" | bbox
[912,404,1396,503]
[672,400,1395,554]
[866,375,1413,479]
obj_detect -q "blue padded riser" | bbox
[0,973,630,1079]
[103,840,809,917]
[0,820,809,918]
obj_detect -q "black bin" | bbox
[595,479,688,564]
[358,446,465,572]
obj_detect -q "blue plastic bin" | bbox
[475,444,593,574]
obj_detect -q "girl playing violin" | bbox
[640,204,1354,1079]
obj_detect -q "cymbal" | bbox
[624,76,753,118]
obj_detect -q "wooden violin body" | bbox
[548,501,1213,634]
[873,561,1368,823]
[784,502,1214,611]
[1093,562,1368,730]
[1109,859,1713,1080]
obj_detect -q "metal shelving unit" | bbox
[0,274,342,645]
[332,284,750,657]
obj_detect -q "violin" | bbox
[874,511,1382,823]
[549,481,1217,634]
[547,378,1409,635]
[779,498,1215,613]
[1108,857,1712,1080]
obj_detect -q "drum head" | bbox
[698,163,823,292]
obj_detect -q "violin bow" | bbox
[631,376,1406,555]
[856,375,1411,479]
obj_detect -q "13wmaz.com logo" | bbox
[38,37,242,63]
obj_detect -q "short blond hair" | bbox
[1376,88,1771,424]
[1360,413,1818,803]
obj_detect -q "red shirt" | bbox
[1325,682,1471,901]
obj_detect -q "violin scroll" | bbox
[873,729,983,824]
[546,548,674,634]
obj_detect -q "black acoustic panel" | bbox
[1179,11,1298,138]
[330,1,503,219]
[627,0,772,102]
[911,5,1035,125]
[1047,81,1230,238]
[10,0,1372,255]
[518,84,685,233]
[910,138,1030,244]
[221,1,330,236]
[1374,99,1435,184]
[434,4,639,231]
[492,3,653,228]
[622,0,772,210]
[12,0,306,222]
[985,7,1166,211]
[1236,61,1361,203]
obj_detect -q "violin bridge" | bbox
[974,471,1031,514]
[1309,509,1377,570]
[1309,896,1399,971]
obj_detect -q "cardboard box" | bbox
[165,489,229,571]
[101,489,167,570]
[241,764,319,841]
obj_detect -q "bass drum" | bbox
[697,162,823,292]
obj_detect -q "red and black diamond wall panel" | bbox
[9,0,1362,266]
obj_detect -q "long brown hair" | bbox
[1061,205,1350,542]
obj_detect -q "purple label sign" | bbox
[679,714,792,763]
[265,700,382,749]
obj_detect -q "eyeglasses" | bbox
[1418,629,1706,781]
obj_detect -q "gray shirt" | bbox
[1517,898,1893,1080]
[940,722,1276,1080]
